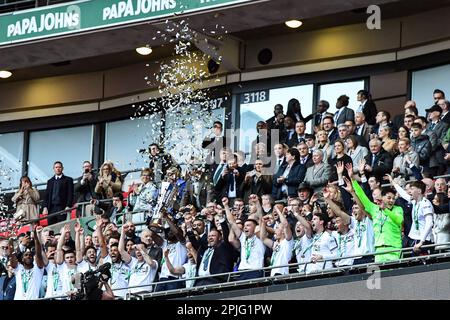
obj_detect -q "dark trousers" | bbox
[236,270,264,281]
[47,205,67,225]
[407,239,434,256]
[353,255,375,265]
[195,277,221,287]
[154,276,184,292]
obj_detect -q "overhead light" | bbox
[0,70,12,79]
[285,20,303,28]
[136,46,152,56]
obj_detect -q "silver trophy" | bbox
[151,181,179,228]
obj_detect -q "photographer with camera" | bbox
[74,161,97,218]
[74,262,114,300]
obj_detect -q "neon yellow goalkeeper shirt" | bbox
[352,180,403,250]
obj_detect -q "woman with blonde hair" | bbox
[315,130,333,161]
[95,162,122,199]
[12,176,40,222]
[379,125,398,155]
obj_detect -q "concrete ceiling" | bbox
[1,0,447,82]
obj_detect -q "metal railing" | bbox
[380,173,450,188]
[36,241,450,300]
[0,167,143,195]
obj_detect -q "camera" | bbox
[84,168,90,174]
[72,263,112,300]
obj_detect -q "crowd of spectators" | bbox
[1,88,450,300]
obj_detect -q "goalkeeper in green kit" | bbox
[351,177,403,263]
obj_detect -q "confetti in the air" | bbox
[131,17,229,172]
[0,158,21,238]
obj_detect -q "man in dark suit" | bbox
[424,104,449,176]
[363,139,393,181]
[437,99,450,125]
[322,116,339,145]
[313,100,333,133]
[74,160,97,217]
[181,166,208,210]
[357,90,378,126]
[370,110,395,137]
[213,153,245,203]
[241,159,272,202]
[42,161,74,225]
[288,120,307,147]
[186,218,208,250]
[280,116,296,145]
[266,104,285,130]
[297,142,314,169]
[210,148,229,203]
[334,95,355,126]
[203,121,229,203]
[148,143,179,184]
[272,148,306,200]
[194,210,237,286]
[202,121,228,166]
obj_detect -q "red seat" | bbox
[39,214,48,227]
[70,209,77,220]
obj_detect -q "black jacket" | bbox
[272,161,306,200]
[42,175,74,211]
[441,112,450,125]
[241,174,272,202]
[362,100,378,126]
[327,128,339,145]
[213,166,245,201]
[364,149,393,179]
[411,135,432,165]
[287,133,306,147]
[74,173,97,203]
[0,275,15,301]
[194,221,237,284]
